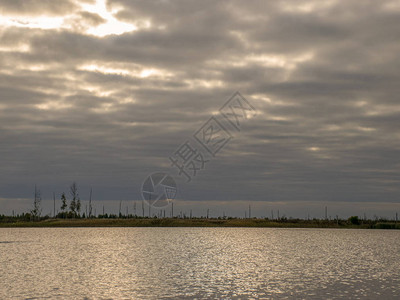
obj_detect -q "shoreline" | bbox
[1,218,399,229]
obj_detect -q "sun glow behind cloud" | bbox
[0,15,65,30]
[78,0,137,36]
[0,0,138,37]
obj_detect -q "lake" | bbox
[1,228,399,299]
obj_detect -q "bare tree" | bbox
[60,192,67,217]
[69,182,80,217]
[69,197,76,216]
[76,197,81,217]
[88,188,93,218]
[53,192,56,218]
[31,185,42,221]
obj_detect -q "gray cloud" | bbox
[0,0,78,15]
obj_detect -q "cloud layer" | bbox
[1,0,400,217]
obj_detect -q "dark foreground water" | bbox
[1,228,399,299]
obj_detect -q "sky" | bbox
[1,0,400,218]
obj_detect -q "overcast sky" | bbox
[1,0,400,218]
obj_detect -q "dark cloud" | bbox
[79,11,106,26]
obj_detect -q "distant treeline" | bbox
[1,213,400,229]
[1,215,400,229]
[2,182,399,229]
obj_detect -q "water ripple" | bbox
[1,228,399,299]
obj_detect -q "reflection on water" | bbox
[1,228,399,299]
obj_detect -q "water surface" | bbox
[1,228,399,299]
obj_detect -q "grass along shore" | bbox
[1,217,399,229]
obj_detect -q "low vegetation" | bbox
[2,182,398,229]
[1,215,399,229]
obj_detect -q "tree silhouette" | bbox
[60,192,67,216]
[31,185,42,221]
[69,182,80,217]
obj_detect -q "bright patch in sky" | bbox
[79,64,171,79]
[36,101,72,111]
[140,69,163,78]
[0,15,65,30]
[0,0,137,37]
[79,0,137,36]
[246,52,314,69]
[308,147,321,152]
[0,44,30,53]
[281,0,337,13]
[80,64,131,76]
